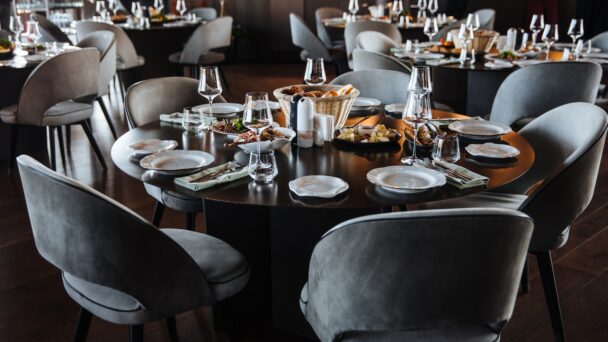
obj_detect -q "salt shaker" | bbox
[297,98,314,148]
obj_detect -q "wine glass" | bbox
[428,0,438,17]
[95,0,107,18]
[529,14,544,47]
[9,16,24,49]
[304,58,326,86]
[24,21,41,53]
[243,92,273,158]
[401,66,432,165]
[176,0,187,16]
[198,66,223,130]
[458,23,474,65]
[568,19,584,50]
[131,2,142,20]
[108,0,118,16]
[466,13,480,31]
[542,24,559,60]
[424,17,438,42]
[348,0,359,20]
[417,0,427,21]
[153,0,164,12]
[392,0,403,20]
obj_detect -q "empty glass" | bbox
[24,21,41,53]
[95,0,107,18]
[542,24,559,60]
[568,19,584,50]
[432,134,460,163]
[198,66,223,129]
[417,0,427,21]
[182,107,202,132]
[9,16,23,48]
[424,18,438,41]
[402,66,432,165]
[108,0,118,15]
[428,0,438,17]
[249,150,278,184]
[176,0,187,16]
[529,14,544,47]
[458,23,474,66]
[153,0,164,12]
[243,92,273,157]
[348,0,359,17]
[304,58,326,85]
[466,13,480,31]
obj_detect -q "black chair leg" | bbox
[186,213,196,231]
[97,96,118,139]
[56,125,67,169]
[520,256,530,293]
[80,121,107,170]
[117,71,126,99]
[65,125,72,152]
[218,65,230,93]
[536,251,566,342]
[129,324,144,342]
[8,125,18,175]
[166,316,178,341]
[73,307,92,342]
[152,201,165,227]
[48,126,56,171]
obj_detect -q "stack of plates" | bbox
[367,166,446,193]
[448,120,512,140]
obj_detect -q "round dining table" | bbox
[111,109,534,338]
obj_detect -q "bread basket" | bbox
[273,84,360,129]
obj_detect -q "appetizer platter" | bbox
[225,126,296,152]
[403,122,439,149]
[333,124,401,147]
[211,118,249,134]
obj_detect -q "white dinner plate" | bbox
[449,120,512,138]
[353,97,382,108]
[367,166,446,193]
[384,103,406,114]
[465,143,520,159]
[128,139,178,156]
[289,175,349,198]
[140,150,214,174]
[194,103,244,116]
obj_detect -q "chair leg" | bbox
[117,71,126,99]
[97,96,118,139]
[66,125,72,152]
[166,316,178,341]
[56,125,67,169]
[520,256,530,293]
[48,126,56,171]
[8,125,18,175]
[186,213,196,231]
[152,201,165,227]
[218,66,230,93]
[73,307,92,342]
[536,251,566,342]
[80,121,107,170]
[129,324,144,342]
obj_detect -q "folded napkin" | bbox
[426,57,460,66]
[484,60,513,69]
[174,162,248,191]
[512,59,547,67]
[432,160,489,189]
[160,112,183,124]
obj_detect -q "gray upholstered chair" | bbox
[32,13,72,44]
[345,21,402,69]
[490,61,602,130]
[590,31,608,52]
[300,208,534,342]
[76,31,118,139]
[419,103,608,342]
[352,49,411,73]
[590,32,608,99]
[168,16,233,89]
[17,154,249,342]
[0,49,105,173]
[355,31,399,54]
[125,77,226,229]
[315,7,345,49]
[187,7,218,20]
[330,69,409,104]
[75,21,145,98]
[432,20,464,42]
[475,8,496,30]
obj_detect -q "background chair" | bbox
[125,77,226,229]
[355,31,398,55]
[475,8,496,30]
[352,49,411,73]
[188,7,218,20]
[330,69,409,104]
[17,155,249,342]
[345,21,402,69]
[0,49,104,173]
[32,13,72,43]
[300,208,533,342]
[490,61,602,130]
[420,103,608,342]
[168,16,233,90]
[315,7,345,49]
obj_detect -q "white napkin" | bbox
[160,112,183,124]
[313,113,335,146]
[174,162,248,191]
[561,48,571,61]
[484,60,513,69]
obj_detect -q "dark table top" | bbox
[111,110,534,209]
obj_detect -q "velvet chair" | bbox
[32,13,72,43]
[17,155,249,342]
[315,7,345,49]
[300,208,533,342]
[476,8,496,30]
[330,69,409,104]
[352,49,411,73]
[345,21,401,69]
[188,7,218,20]
[355,31,399,55]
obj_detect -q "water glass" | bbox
[249,150,278,184]
[182,107,202,132]
[432,134,460,163]
[304,58,326,85]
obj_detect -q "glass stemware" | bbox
[153,0,164,12]
[198,66,223,130]
[428,0,438,17]
[176,0,187,16]
[458,23,474,66]
[348,0,359,20]
[108,0,118,16]
[95,0,107,18]
[243,92,273,158]
[542,24,559,60]
[568,19,584,50]
[392,0,403,21]
[131,2,142,21]
[303,58,326,86]
[9,16,24,49]
[424,17,438,42]
[401,66,432,165]
[417,0,427,21]
[529,14,544,47]
[466,13,480,31]
[24,21,41,53]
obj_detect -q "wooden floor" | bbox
[1,63,608,341]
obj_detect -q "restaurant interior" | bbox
[2,0,608,341]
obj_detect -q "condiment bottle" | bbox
[297,97,314,148]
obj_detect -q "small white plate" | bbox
[194,103,244,116]
[367,166,446,193]
[128,139,178,156]
[237,127,296,152]
[465,143,520,159]
[484,60,514,69]
[140,150,214,174]
[449,120,512,138]
[353,97,382,108]
[289,175,349,198]
[268,101,281,110]
[385,103,406,114]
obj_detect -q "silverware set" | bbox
[425,160,474,182]
[190,164,245,183]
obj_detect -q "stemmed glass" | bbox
[176,0,187,16]
[9,16,24,50]
[401,66,432,165]
[529,14,544,47]
[304,58,326,85]
[198,66,223,130]
[24,21,41,53]
[95,1,107,18]
[458,23,474,66]
[466,13,480,31]
[417,0,427,21]
[108,0,118,16]
[568,19,584,50]
[153,0,164,12]
[392,0,403,20]
[424,17,438,42]
[243,92,273,158]
[542,24,559,60]
[348,0,359,20]
[428,0,438,17]
[131,2,142,21]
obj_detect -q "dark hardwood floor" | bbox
[1,63,608,341]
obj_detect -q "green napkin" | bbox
[174,162,248,191]
[434,160,489,189]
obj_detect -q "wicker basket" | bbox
[273,85,360,129]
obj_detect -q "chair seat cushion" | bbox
[418,192,527,211]
[144,183,204,213]
[41,101,94,126]
[0,104,18,124]
[168,51,226,66]
[340,327,500,342]
[63,272,142,312]
[117,55,145,70]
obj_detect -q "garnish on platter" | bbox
[224,126,296,152]
[211,118,249,134]
[334,124,401,145]
[403,122,438,148]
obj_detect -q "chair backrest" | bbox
[290,13,330,60]
[330,69,410,104]
[352,49,411,73]
[75,21,140,69]
[490,62,602,127]
[180,16,233,64]
[32,13,72,43]
[16,48,99,126]
[125,76,226,128]
[188,7,218,21]
[432,20,464,42]
[77,31,117,96]
[17,155,214,313]
[512,103,608,251]
[304,208,533,342]
[315,7,344,48]
[591,31,608,52]
[345,21,402,60]
[475,8,496,30]
[356,31,398,54]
